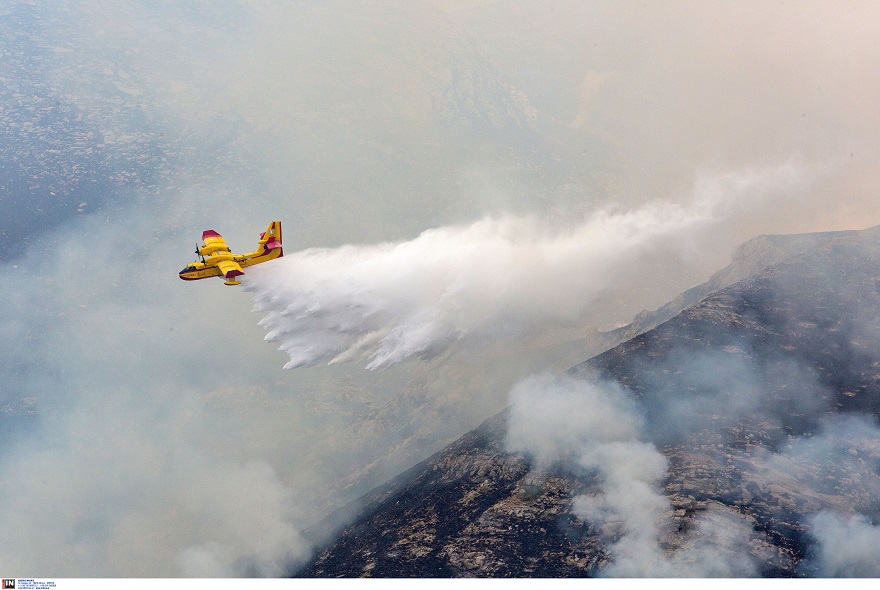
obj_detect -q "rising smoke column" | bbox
[807,512,880,577]
[753,414,880,577]
[503,308,880,575]
[505,374,764,576]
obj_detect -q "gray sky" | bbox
[2,0,879,576]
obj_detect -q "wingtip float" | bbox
[179,221,283,286]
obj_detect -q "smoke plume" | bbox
[752,414,880,576]
[4,0,878,578]
[505,374,764,576]
[807,512,880,577]
[504,260,880,577]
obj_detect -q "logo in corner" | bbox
[2,580,14,589]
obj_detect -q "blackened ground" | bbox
[296,227,880,577]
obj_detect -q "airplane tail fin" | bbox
[260,221,283,257]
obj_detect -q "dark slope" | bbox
[297,226,880,577]
[601,226,880,347]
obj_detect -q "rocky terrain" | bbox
[297,226,880,577]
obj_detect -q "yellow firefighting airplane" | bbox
[179,221,283,285]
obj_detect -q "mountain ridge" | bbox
[296,225,880,577]
[600,225,880,346]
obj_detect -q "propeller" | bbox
[196,243,205,263]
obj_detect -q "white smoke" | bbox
[505,374,762,577]
[807,512,880,577]
[4,0,878,579]
[655,505,764,577]
[504,338,880,576]
[744,414,880,576]
[0,209,319,577]
[505,374,646,463]
[245,162,812,371]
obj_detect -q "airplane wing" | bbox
[200,229,232,256]
[215,259,244,280]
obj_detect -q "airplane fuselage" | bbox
[179,252,274,279]
[179,221,282,285]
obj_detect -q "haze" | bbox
[1,0,879,576]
